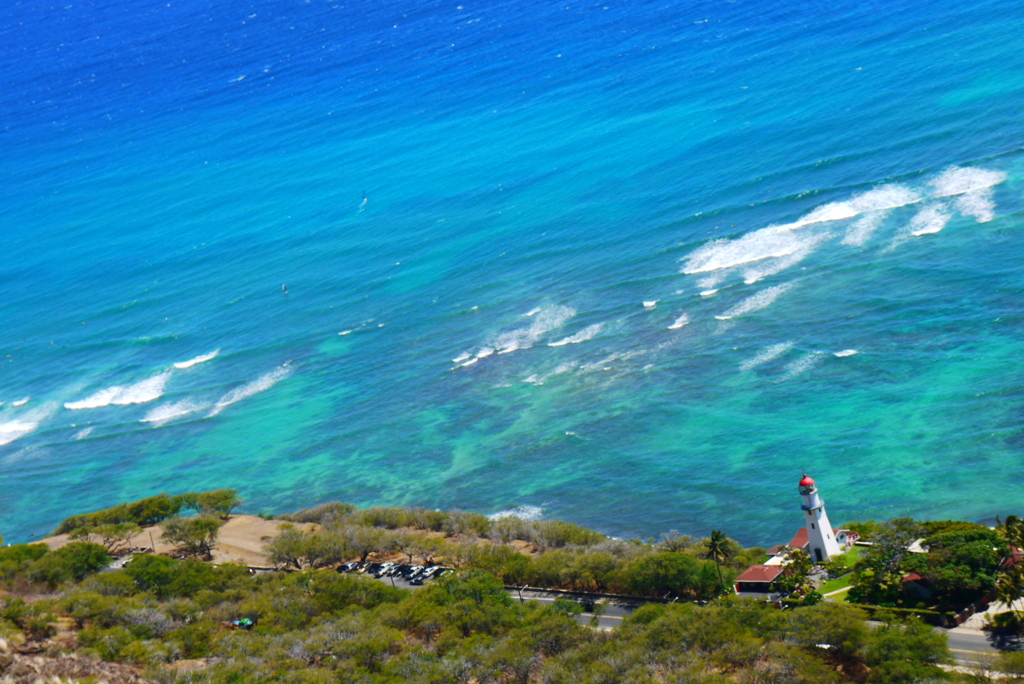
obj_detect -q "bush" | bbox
[278,502,356,525]
[847,603,947,626]
[161,515,224,557]
[54,490,241,535]
[532,520,606,549]
[0,543,50,581]
[29,542,110,587]
[55,494,184,534]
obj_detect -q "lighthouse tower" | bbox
[799,474,842,562]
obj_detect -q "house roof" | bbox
[1000,547,1023,569]
[735,564,784,584]
[788,527,847,549]
[902,572,926,583]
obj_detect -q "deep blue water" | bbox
[3,0,1024,546]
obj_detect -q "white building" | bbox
[798,473,842,562]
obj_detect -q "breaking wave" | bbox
[777,351,826,382]
[142,400,208,427]
[739,342,794,372]
[667,313,690,330]
[0,404,57,447]
[715,283,793,320]
[548,323,603,347]
[174,349,220,369]
[930,166,1007,198]
[909,204,952,236]
[488,505,543,521]
[208,364,292,417]
[65,372,171,410]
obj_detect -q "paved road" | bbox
[946,628,1023,664]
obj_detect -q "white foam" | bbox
[208,364,292,417]
[525,307,542,316]
[174,349,220,369]
[476,348,495,359]
[0,404,57,447]
[460,358,479,367]
[667,313,690,330]
[739,342,794,372]
[551,360,579,376]
[548,323,603,347]
[683,225,808,275]
[741,232,832,284]
[834,349,858,357]
[12,397,29,407]
[777,351,826,382]
[338,330,353,336]
[0,419,39,447]
[142,400,208,427]
[793,202,859,227]
[643,301,658,308]
[488,505,542,521]
[715,283,793,321]
[955,188,997,223]
[697,273,726,290]
[487,305,575,355]
[683,184,923,279]
[65,372,171,410]
[847,184,921,213]
[700,290,718,297]
[930,166,1007,198]
[452,352,472,363]
[909,204,951,236]
[73,427,94,440]
[842,212,887,247]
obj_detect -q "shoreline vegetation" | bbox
[2,491,1024,683]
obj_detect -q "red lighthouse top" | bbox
[799,474,815,488]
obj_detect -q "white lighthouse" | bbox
[799,474,842,562]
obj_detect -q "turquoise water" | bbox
[3,0,1024,545]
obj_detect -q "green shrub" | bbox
[28,542,109,587]
[278,502,356,525]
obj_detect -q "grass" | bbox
[820,573,854,594]
[826,586,852,602]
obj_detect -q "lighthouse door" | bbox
[814,548,823,562]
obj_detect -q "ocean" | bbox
[2,0,1024,547]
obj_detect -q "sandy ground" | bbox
[38,515,312,568]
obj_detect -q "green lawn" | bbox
[825,586,852,602]
[819,573,854,594]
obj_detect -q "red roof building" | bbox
[734,564,784,593]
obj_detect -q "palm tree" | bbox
[705,529,732,592]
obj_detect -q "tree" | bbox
[266,527,312,570]
[344,525,389,563]
[28,542,110,587]
[178,489,242,519]
[850,517,923,605]
[863,617,952,684]
[785,602,868,661]
[777,549,814,595]
[161,515,223,557]
[705,530,734,593]
[69,522,142,555]
[623,552,711,599]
